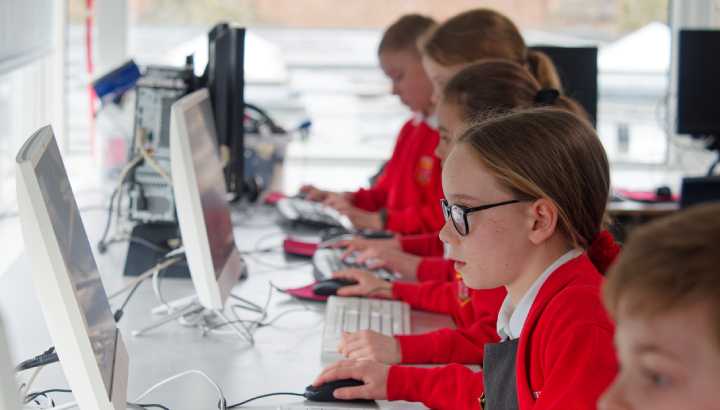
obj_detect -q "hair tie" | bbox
[587,230,621,275]
[534,88,560,105]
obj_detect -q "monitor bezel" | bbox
[170,89,245,311]
[15,126,129,410]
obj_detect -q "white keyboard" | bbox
[321,296,411,362]
[313,248,398,282]
[277,198,353,230]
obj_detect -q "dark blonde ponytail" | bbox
[526,50,563,90]
[422,8,564,90]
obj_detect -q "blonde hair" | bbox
[604,203,720,349]
[378,14,437,55]
[442,60,588,122]
[458,108,609,249]
[422,9,562,89]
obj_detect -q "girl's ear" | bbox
[526,198,559,245]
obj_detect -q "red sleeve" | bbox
[396,318,499,364]
[399,232,444,257]
[387,364,484,410]
[384,186,445,234]
[416,257,455,282]
[391,281,458,316]
[352,186,388,212]
[351,121,413,212]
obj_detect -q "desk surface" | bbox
[0,204,451,409]
[607,200,679,217]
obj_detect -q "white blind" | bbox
[0,0,54,76]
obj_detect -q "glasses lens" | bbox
[441,200,451,219]
[450,205,468,236]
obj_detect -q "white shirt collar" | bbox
[496,249,583,341]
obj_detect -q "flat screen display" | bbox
[34,139,117,397]
[184,98,235,278]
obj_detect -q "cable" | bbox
[111,256,183,322]
[19,365,43,400]
[24,388,72,404]
[47,400,77,410]
[225,392,305,408]
[97,155,144,253]
[135,127,172,185]
[132,403,170,410]
[152,263,171,312]
[128,236,171,253]
[108,256,182,300]
[133,370,226,410]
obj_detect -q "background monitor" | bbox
[530,45,598,127]
[680,176,720,209]
[206,23,246,198]
[677,30,720,137]
[0,315,20,410]
[16,126,129,410]
[170,88,246,311]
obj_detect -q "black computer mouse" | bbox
[304,378,367,402]
[312,278,357,296]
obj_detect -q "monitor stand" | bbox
[131,294,254,344]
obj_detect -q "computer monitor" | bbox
[0,315,20,410]
[530,45,598,127]
[170,88,247,311]
[207,24,246,198]
[680,176,720,209]
[16,126,129,410]
[677,30,720,137]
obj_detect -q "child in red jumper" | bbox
[331,61,592,367]
[312,108,619,409]
[599,203,720,410]
[301,14,445,235]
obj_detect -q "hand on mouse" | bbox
[332,269,392,299]
[338,330,402,364]
[300,184,330,202]
[313,359,390,400]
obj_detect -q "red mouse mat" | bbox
[281,282,328,302]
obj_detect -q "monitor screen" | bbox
[677,30,720,136]
[530,45,598,127]
[33,138,117,397]
[183,95,236,278]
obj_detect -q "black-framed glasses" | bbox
[440,198,522,236]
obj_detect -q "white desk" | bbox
[0,204,451,409]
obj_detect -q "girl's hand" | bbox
[338,330,402,364]
[333,269,393,299]
[312,359,390,400]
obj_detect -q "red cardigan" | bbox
[352,119,444,235]
[393,281,505,365]
[387,254,618,410]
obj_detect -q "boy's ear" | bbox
[526,198,559,245]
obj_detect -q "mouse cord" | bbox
[224,392,305,408]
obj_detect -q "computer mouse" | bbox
[304,378,366,402]
[312,278,357,296]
